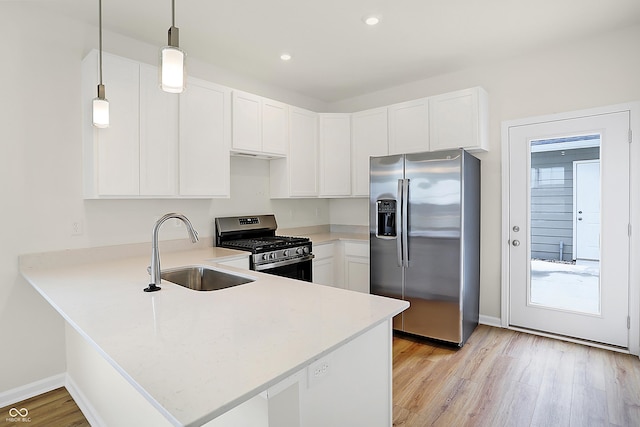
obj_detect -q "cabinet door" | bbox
[345,256,370,293]
[288,107,318,196]
[388,98,429,155]
[262,99,288,156]
[313,243,337,286]
[313,258,336,287]
[351,108,388,197]
[94,52,140,196]
[179,77,231,197]
[344,242,370,293]
[232,90,262,153]
[139,64,179,196]
[319,114,351,197]
[428,87,488,152]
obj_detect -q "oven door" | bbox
[255,255,314,282]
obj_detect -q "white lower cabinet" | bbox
[208,320,391,427]
[343,241,370,293]
[312,243,337,287]
[310,240,369,293]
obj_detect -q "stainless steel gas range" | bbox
[214,214,313,282]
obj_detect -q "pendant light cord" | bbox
[172,0,175,27]
[98,0,103,86]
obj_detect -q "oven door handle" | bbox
[254,254,315,271]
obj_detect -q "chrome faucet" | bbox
[144,213,199,292]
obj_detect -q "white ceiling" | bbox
[39,0,640,102]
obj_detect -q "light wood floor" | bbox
[0,387,89,427]
[393,325,640,427]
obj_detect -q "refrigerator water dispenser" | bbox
[376,200,397,238]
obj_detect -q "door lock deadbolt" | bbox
[512,225,520,232]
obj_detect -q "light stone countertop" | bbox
[305,232,369,245]
[20,245,407,427]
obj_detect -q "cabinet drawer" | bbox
[344,241,369,257]
[313,243,335,259]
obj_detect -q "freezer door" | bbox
[403,150,463,342]
[370,155,404,330]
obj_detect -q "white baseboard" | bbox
[479,315,502,328]
[65,374,105,427]
[0,373,65,408]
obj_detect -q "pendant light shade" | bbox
[160,1,186,93]
[92,85,110,128]
[92,0,109,128]
[160,44,186,93]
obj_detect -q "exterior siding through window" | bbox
[530,146,599,261]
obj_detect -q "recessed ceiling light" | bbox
[363,15,381,26]
[280,53,292,61]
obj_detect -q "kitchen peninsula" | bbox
[19,242,408,427]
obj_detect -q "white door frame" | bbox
[501,101,640,356]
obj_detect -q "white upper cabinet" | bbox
[319,114,351,197]
[428,86,489,152]
[231,91,261,153]
[351,107,388,197]
[83,51,140,197]
[179,77,231,197]
[83,49,488,201]
[270,106,318,197]
[139,63,179,196]
[261,98,288,155]
[388,98,429,155]
[82,50,231,199]
[232,91,288,157]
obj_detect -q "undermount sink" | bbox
[161,266,255,291]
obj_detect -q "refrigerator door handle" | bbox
[396,179,403,267]
[402,178,410,267]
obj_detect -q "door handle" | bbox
[512,240,520,247]
[396,179,403,267]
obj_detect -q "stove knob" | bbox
[283,249,290,257]
[296,247,303,255]
[303,246,310,255]
[262,254,268,261]
[269,253,276,260]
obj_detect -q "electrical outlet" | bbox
[307,357,330,388]
[71,220,83,236]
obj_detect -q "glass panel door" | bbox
[529,136,600,314]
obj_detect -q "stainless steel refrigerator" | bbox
[370,149,480,346]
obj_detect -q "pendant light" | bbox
[160,0,186,93]
[92,0,109,128]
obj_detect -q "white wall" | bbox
[0,3,329,395]
[328,23,640,320]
